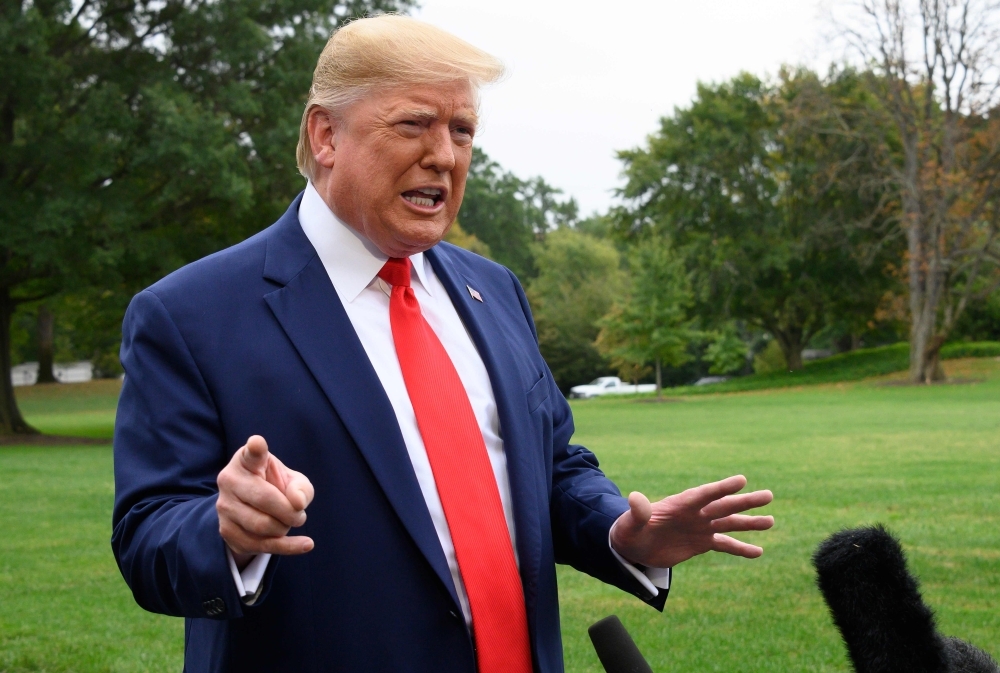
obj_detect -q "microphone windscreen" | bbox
[588,615,654,673]
[812,525,948,673]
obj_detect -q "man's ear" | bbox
[307,107,339,169]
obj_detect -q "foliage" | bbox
[526,228,624,393]
[596,237,699,395]
[458,147,579,281]
[0,0,415,433]
[839,0,1000,382]
[443,220,491,258]
[703,324,749,375]
[10,291,127,378]
[752,340,788,374]
[952,292,1000,342]
[615,69,901,372]
[664,341,1000,396]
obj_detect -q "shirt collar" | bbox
[297,181,433,302]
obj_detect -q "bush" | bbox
[940,341,1000,359]
[668,341,1000,395]
[753,341,787,374]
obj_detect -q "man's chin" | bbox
[376,218,451,257]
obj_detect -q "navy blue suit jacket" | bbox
[112,195,666,673]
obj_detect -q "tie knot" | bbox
[378,257,411,288]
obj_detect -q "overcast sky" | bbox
[414,0,839,216]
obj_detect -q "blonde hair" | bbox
[296,15,505,180]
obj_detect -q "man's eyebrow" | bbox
[453,111,479,127]
[396,108,479,126]
[398,108,438,121]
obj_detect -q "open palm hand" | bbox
[610,475,774,569]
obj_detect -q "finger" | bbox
[229,476,307,527]
[609,492,652,561]
[683,475,749,509]
[711,533,764,558]
[265,451,289,493]
[614,491,651,537]
[628,491,652,525]
[700,490,774,519]
[222,522,314,556]
[219,497,299,538]
[710,514,774,533]
[239,435,270,476]
[283,471,315,512]
[256,535,315,556]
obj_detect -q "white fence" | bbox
[11,361,94,386]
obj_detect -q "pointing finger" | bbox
[240,436,270,476]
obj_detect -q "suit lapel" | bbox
[425,246,544,618]
[261,212,461,610]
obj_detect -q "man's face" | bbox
[313,81,477,258]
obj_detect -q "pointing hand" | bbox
[216,435,315,568]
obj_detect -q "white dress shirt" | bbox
[228,182,669,619]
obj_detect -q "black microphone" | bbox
[813,525,999,673]
[588,615,654,673]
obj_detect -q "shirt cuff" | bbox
[226,548,272,606]
[608,527,672,598]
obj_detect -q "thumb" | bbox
[626,491,652,529]
[610,491,652,560]
[240,435,270,476]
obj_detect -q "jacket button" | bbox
[202,598,226,617]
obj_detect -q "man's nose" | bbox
[419,124,457,173]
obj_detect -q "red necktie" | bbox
[378,257,533,673]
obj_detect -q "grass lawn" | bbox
[2,359,999,672]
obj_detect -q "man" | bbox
[112,15,773,673]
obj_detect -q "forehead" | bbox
[368,81,478,122]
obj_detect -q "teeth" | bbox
[416,188,442,196]
[404,195,436,207]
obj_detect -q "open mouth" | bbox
[402,187,445,209]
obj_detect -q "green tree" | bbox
[459,147,578,281]
[0,0,413,435]
[526,228,624,392]
[615,69,899,372]
[704,324,749,376]
[596,238,698,398]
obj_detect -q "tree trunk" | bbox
[773,330,804,371]
[36,305,56,384]
[921,334,947,384]
[655,357,662,399]
[0,289,38,435]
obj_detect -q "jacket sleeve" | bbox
[111,290,276,620]
[506,270,669,611]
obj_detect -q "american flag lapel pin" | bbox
[467,285,483,302]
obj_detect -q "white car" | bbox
[568,377,657,399]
